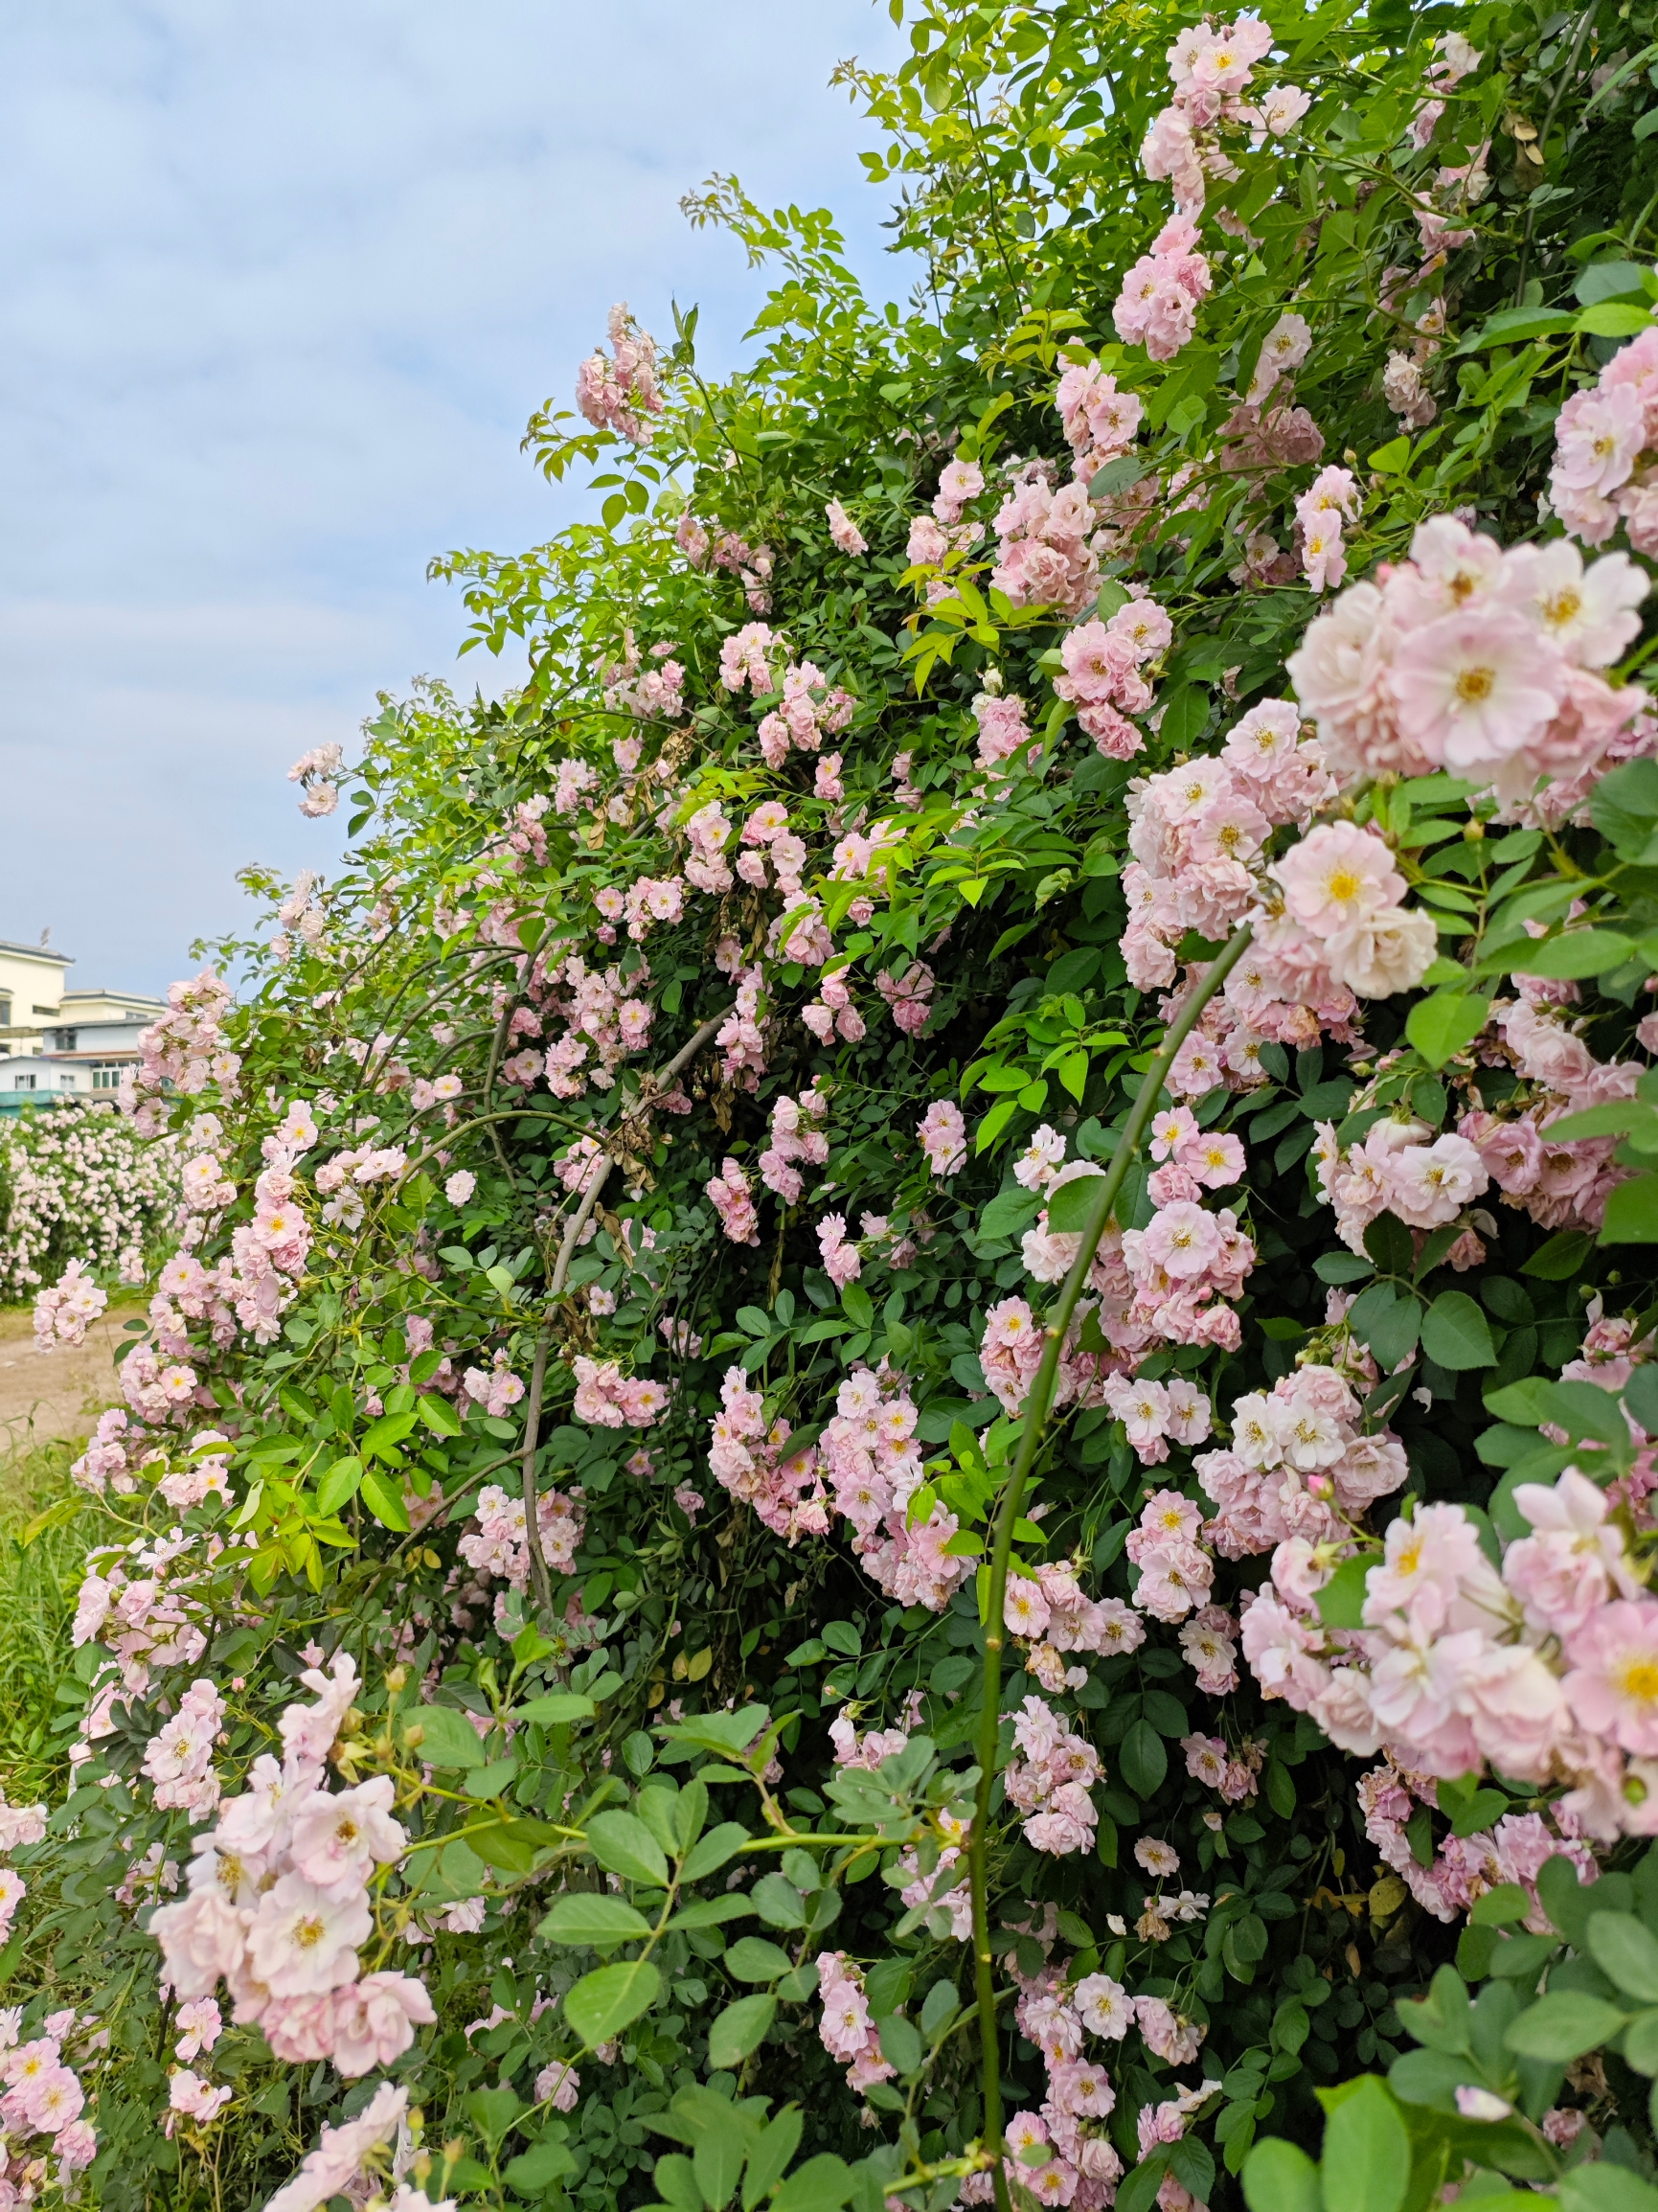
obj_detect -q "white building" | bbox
[0,939,164,1112]
[0,937,73,1057]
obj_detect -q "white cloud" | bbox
[0,0,910,988]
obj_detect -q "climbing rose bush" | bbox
[0,1102,177,1303]
[18,1,1658,2208]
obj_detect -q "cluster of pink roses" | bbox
[0,2015,98,2188]
[917,1098,967,1176]
[1240,1466,1658,1841]
[814,1952,897,2096]
[707,1366,829,1543]
[757,1083,830,1202]
[32,1257,106,1350]
[1004,1560,1148,1694]
[72,1528,214,1757]
[955,1906,1216,2212]
[1360,1756,1596,1927]
[1112,214,1213,363]
[1100,1371,1212,1468]
[1113,14,1310,369]
[1004,1694,1104,1857]
[1551,326,1658,554]
[602,637,686,724]
[818,1368,972,1611]
[1120,696,1335,997]
[716,966,771,1091]
[570,1357,670,1429]
[1286,513,1651,807]
[707,1155,761,1245]
[575,302,663,445]
[1051,595,1171,760]
[1181,1730,1263,1804]
[1056,358,1144,485]
[150,1653,435,2078]
[459,1483,585,1600]
[989,461,1102,618]
[972,687,1036,778]
[1194,1361,1407,1563]
[122,969,241,1134]
[717,620,855,765]
[826,498,868,556]
[142,1677,227,1820]
[2,1105,176,1301]
[286,740,343,818]
[1312,1113,1491,1262]
[535,949,662,1099]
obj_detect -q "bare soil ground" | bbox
[0,1302,136,1452]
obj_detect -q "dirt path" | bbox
[0,1303,137,1452]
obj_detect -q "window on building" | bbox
[0,996,10,1025]
[92,1068,122,1090]
[32,1005,57,1016]
[58,1076,76,1090]
[13,1073,35,1091]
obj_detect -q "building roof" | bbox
[0,939,72,968]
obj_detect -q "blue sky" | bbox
[0,1,910,994]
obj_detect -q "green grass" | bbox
[0,1437,98,1798]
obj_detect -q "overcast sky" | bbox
[0,1,910,995]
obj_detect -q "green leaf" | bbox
[1557,2166,1658,2212]
[538,1894,652,1947]
[359,1468,411,1531]
[682,1823,751,1883]
[1469,1883,1531,1927]
[980,1187,1042,1241]
[313,1456,362,1514]
[1507,928,1633,978]
[1241,2137,1321,2212]
[1579,300,1655,336]
[1047,1172,1108,1234]
[407,1704,491,1767]
[1406,993,1489,1068]
[1587,1911,1658,2003]
[418,1392,464,1437]
[360,1408,419,1461]
[515,1692,598,1727]
[1120,1718,1168,1796]
[1592,758,1658,853]
[1320,2077,1411,2212]
[668,1897,756,1930]
[1601,1174,1658,1244]
[587,1811,670,1888]
[741,2110,804,2211]
[1316,1554,1374,1630]
[693,2098,751,2210]
[772,2155,855,2212]
[564,1957,663,2045]
[752,1872,809,1927]
[1504,1989,1627,2060]
[505,2139,579,2192]
[724,1937,794,1983]
[1623,2007,1658,2073]
[1421,1291,1497,1370]
[707,1993,778,2068]
[1350,1282,1422,1369]
[1521,1229,1597,1279]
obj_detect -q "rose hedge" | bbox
[12,2,1658,2210]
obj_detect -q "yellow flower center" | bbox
[1325,866,1361,903]
[1619,1657,1658,1708]
[1454,665,1495,705]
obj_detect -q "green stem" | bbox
[968,922,1254,2212]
